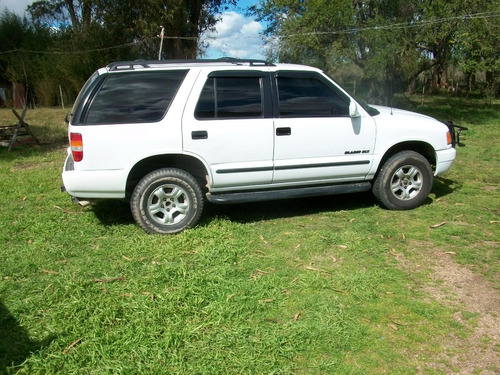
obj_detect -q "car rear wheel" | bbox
[131,168,203,234]
[372,151,433,210]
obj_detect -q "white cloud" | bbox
[0,0,33,15]
[200,11,267,60]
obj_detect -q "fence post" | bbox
[59,85,65,109]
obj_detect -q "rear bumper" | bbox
[62,154,127,199]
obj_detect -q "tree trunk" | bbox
[64,0,81,32]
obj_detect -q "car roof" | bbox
[106,58,319,73]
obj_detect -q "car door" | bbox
[272,71,376,184]
[183,70,274,190]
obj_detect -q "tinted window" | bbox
[85,70,188,124]
[195,77,263,119]
[277,75,349,117]
[195,78,216,119]
[71,71,102,125]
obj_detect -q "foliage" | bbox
[27,0,236,58]
[252,0,500,103]
[0,1,235,106]
[1,1,499,107]
[28,0,94,32]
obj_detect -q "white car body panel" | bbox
[62,62,457,200]
[182,69,274,188]
[273,114,376,183]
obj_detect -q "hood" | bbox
[370,105,436,121]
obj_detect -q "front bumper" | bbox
[435,148,457,175]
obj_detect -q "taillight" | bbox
[70,132,83,162]
[446,131,452,146]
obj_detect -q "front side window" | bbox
[195,77,263,119]
[277,74,350,118]
[85,70,188,125]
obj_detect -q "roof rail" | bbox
[107,58,275,71]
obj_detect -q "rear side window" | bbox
[85,70,188,124]
[195,77,264,119]
[277,74,349,117]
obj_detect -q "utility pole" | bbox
[158,26,164,60]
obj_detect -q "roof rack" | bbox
[107,58,275,71]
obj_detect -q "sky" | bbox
[0,0,268,59]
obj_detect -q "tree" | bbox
[451,1,500,98]
[0,11,55,105]
[97,0,237,59]
[28,0,95,33]
[253,0,500,102]
[15,0,236,105]
[28,0,235,59]
[254,0,421,103]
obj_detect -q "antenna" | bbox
[390,79,393,115]
[390,62,394,115]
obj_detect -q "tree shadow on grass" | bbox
[0,301,55,374]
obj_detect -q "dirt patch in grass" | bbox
[422,250,500,374]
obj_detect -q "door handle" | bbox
[192,130,208,140]
[276,127,291,136]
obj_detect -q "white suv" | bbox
[62,58,465,234]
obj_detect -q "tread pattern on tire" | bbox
[130,168,203,234]
[372,151,433,210]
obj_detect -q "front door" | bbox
[272,72,376,184]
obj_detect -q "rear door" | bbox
[182,70,274,190]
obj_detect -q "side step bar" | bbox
[206,182,372,204]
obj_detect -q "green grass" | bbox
[0,99,499,374]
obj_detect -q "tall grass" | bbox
[0,98,498,374]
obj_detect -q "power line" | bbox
[0,12,498,56]
[0,34,202,56]
[0,39,148,55]
[278,12,500,39]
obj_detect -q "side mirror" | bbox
[349,101,361,118]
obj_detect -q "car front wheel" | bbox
[131,168,203,234]
[372,151,433,210]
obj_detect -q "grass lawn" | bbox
[0,96,499,374]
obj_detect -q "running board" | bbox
[206,182,372,204]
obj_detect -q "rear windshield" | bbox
[84,70,188,125]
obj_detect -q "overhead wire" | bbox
[277,12,500,39]
[0,12,498,55]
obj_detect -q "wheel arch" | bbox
[376,141,436,177]
[126,154,209,200]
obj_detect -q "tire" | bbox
[372,151,433,210]
[130,168,203,234]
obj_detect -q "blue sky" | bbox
[0,0,267,59]
[200,0,268,59]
